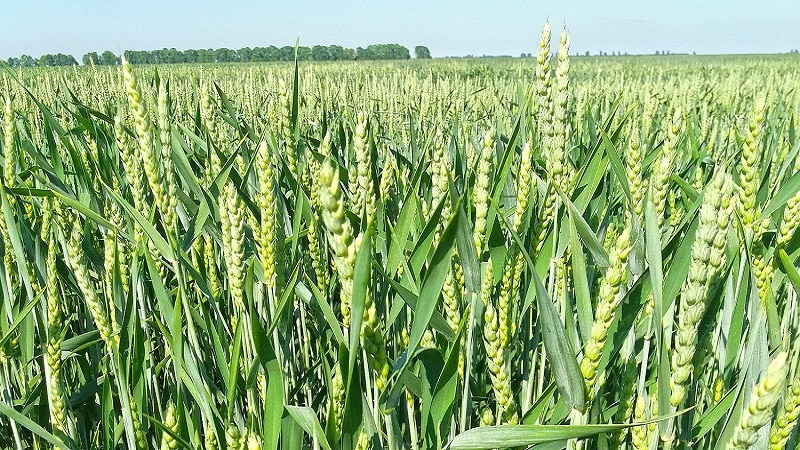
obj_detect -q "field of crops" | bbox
[1,24,800,449]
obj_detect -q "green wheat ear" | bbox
[316,133,357,327]
[728,352,788,449]
[671,170,734,407]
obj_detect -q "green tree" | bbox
[39,54,56,66]
[165,48,184,63]
[183,49,198,63]
[238,47,252,62]
[326,45,345,60]
[296,46,313,61]
[197,49,212,63]
[279,46,294,61]
[358,44,409,60]
[312,45,329,61]
[414,46,431,59]
[99,51,119,65]
[82,52,99,66]
[215,48,236,62]
[19,54,37,67]
[264,46,281,61]
[56,53,78,66]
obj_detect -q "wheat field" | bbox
[1,25,800,449]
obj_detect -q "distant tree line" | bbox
[4,44,431,67]
[6,53,78,67]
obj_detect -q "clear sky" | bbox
[1,1,799,60]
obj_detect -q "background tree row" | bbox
[4,44,432,67]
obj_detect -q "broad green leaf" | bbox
[449,409,690,450]
[0,402,73,450]
[531,265,586,413]
[285,406,332,450]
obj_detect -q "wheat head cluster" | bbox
[0,24,800,450]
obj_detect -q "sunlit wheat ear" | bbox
[160,401,178,450]
[316,133,357,326]
[508,140,534,335]
[480,260,517,425]
[42,198,68,435]
[115,110,148,243]
[0,95,16,290]
[550,25,573,192]
[379,153,395,205]
[727,352,788,449]
[67,218,117,353]
[351,111,375,225]
[626,128,645,221]
[473,128,494,254]
[307,159,329,292]
[430,134,451,237]
[157,78,178,235]
[3,95,16,188]
[670,170,734,407]
[128,394,147,450]
[442,260,461,335]
[203,419,219,450]
[220,182,246,316]
[752,250,775,309]
[580,223,631,392]
[515,140,533,229]
[360,290,391,391]
[778,150,800,247]
[769,375,800,450]
[738,96,766,235]
[122,57,172,243]
[255,140,277,291]
[535,21,553,136]
[278,79,297,177]
[226,425,242,450]
[483,289,517,424]
[651,107,682,228]
[631,395,654,450]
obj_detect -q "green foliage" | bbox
[1,30,800,450]
[415,45,432,59]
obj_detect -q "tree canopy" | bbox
[356,44,410,60]
[5,43,427,68]
[415,46,432,59]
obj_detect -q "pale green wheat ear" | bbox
[67,218,117,353]
[738,95,766,235]
[670,169,734,407]
[580,221,632,393]
[350,111,375,225]
[122,56,171,243]
[3,94,16,188]
[651,107,682,228]
[626,128,645,221]
[778,143,800,247]
[255,140,278,292]
[550,25,573,192]
[473,128,494,254]
[316,133,357,326]
[728,351,788,449]
[768,375,800,450]
[535,21,552,130]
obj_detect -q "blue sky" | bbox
[1,1,798,59]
